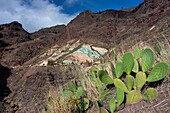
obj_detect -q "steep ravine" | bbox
[0,65,12,112]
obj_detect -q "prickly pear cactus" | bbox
[99,70,114,84]
[109,98,116,113]
[125,75,134,91]
[141,48,154,72]
[114,79,129,93]
[123,52,134,74]
[147,62,169,82]
[115,62,124,78]
[135,72,146,89]
[143,88,158,101]
[126,90,142,104]
[93,47,169,112]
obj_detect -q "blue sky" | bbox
[0,0,144,32]
[50,0,144,14]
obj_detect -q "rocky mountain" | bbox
[0,0,170,112]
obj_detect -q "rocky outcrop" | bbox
[0,25,67,67]
[0,21,30,45]
[133,0,170,14]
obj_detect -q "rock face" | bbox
[0,21,30,45]
[0,25,67,66]
[0,0,170,112]
[133,0,170,14]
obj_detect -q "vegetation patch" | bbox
[44,47,169,113]
[47,60,55,66]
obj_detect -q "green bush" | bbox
[47,60,55,66]
[62,81,89,112]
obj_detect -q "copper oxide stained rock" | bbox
[63,44,108,64]
[37,40,108,66]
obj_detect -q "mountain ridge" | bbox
[0,0,170,112]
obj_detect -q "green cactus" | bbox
[123,52,134,75]
[133,47,143,59]
[58,47,169,113]
[109,98,116,113]
[142,48,155,72]
[99,70,114,84]
[59,79,90,112]
[90,66,99,73]
[76,87,84,99]
[100,107,109,113]
[67,81,77,92]
[116,87,124,107]
[135,72,146,89]
[115,62,124,78]
[125,75,134,91]
[78,98,90,111]
[147,62,169,82]
[143,88,158,101]
[63,90,72,99]
[99,48,168,107]
[58,46,169,112]
[126,90,142,104]
[114,79,129,93]
[132,59,139,73]
[89,69,103,89]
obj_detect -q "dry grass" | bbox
[83,76,100,101]
[43,88,73,113]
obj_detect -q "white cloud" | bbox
[0,0,78,32]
